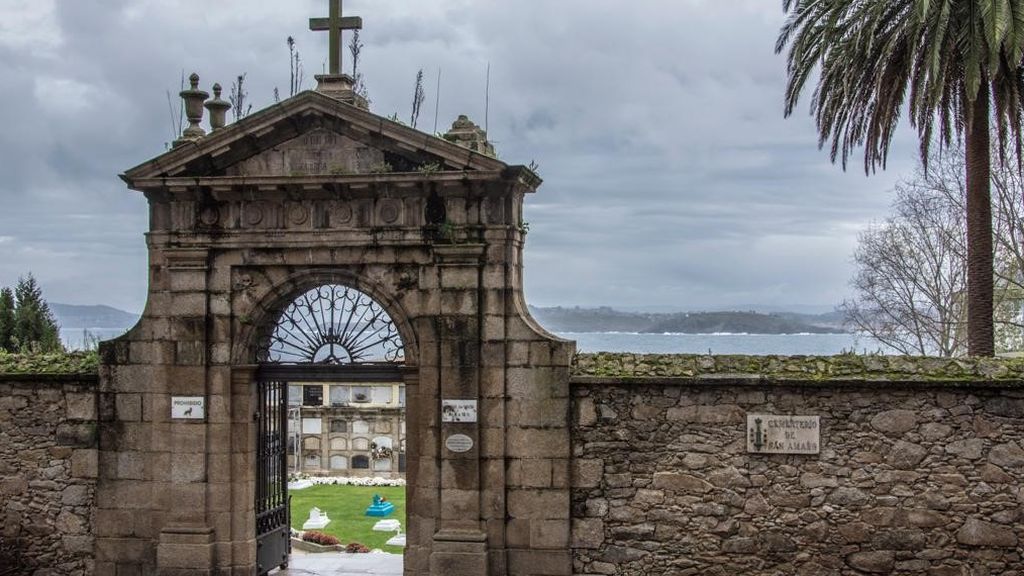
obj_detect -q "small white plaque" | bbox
[441,400,477,423]
[747,414,820,454]
[171,396,205,420]
[445,434,474,453]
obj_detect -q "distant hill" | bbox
[530,306,847,334]
[51,304,139,330]
[644,311,838,334]
[46,302,846,337]
[525,306,658,333]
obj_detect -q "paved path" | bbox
[271,552,403,576]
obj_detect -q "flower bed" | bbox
[288,474,406,490]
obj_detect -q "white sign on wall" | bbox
[445,434,474,453]
[171,396,205,420]
[441,400,477,423]
[747,414,820,454]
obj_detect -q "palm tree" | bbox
[776,0,1024,356]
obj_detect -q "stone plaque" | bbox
[747,414,819,454]
[171,396,205,420]
[441,400,477,423]
[445,434,474,453]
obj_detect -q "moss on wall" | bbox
[0,351,99,375]
[573,352,1024,383]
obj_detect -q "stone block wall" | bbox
[0,375,98,575]
[570,354,1024,576]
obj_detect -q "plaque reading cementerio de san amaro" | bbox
[747,414,820,454]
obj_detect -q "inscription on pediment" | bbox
[229,128,384,177]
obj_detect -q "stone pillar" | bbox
[429,243,489,575]
[156,524,214,576]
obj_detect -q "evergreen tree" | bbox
[0,288,14,352]
[13,274,62,353]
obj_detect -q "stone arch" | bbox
[233,269,419,367]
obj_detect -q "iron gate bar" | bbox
[253,363,407,574]
[256,378,289,575]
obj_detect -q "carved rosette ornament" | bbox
[244,203,265,226]
[332,202,353,225]
[379,199,401,224]
[288,204,310,226]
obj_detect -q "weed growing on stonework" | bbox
[287,36,305,97]
[417,162,441,175]
[230,74,252,121]
[349,30,369,103]
[438,220,461,244]
[410,69,426,129]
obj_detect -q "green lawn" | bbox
[290,484,406,551]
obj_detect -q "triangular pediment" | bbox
[122,90,507,185]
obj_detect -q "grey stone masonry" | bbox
[0,375,98,575]
[570,358,1024,576]
[102,87,570,576]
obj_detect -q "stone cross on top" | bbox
[310,0,362,76]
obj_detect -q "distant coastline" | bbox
[529,306,847,335]
[50,303,852,351]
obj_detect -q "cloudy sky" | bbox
[0,0,920,314]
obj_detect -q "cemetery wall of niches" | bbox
[570,354,1024,576]
[0,375,98,576]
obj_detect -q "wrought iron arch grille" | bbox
[258,284,405,365]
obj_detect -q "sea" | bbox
[61,328,131,351]
[561,331,888,356]
[61,328,887,356]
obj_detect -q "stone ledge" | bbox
[572,353,1024,384]
[571,375,1024,389]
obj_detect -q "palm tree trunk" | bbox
[965,84,994,356]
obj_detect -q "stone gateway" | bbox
[4,6,1024,576]
[92,68,573,575]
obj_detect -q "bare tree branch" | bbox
[844,148,1024,356]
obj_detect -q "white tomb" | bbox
[385,532,406,547]
[372,519,401,532]
[302,507,331,530]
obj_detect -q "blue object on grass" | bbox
[365,494,395,517]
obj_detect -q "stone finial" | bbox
[204,83,231,131]
[173,73,210,147]
[442,115,496,157]
[315,73,369,110]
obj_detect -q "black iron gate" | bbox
[256,378,289,575]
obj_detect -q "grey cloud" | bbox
[0,0,922,314]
